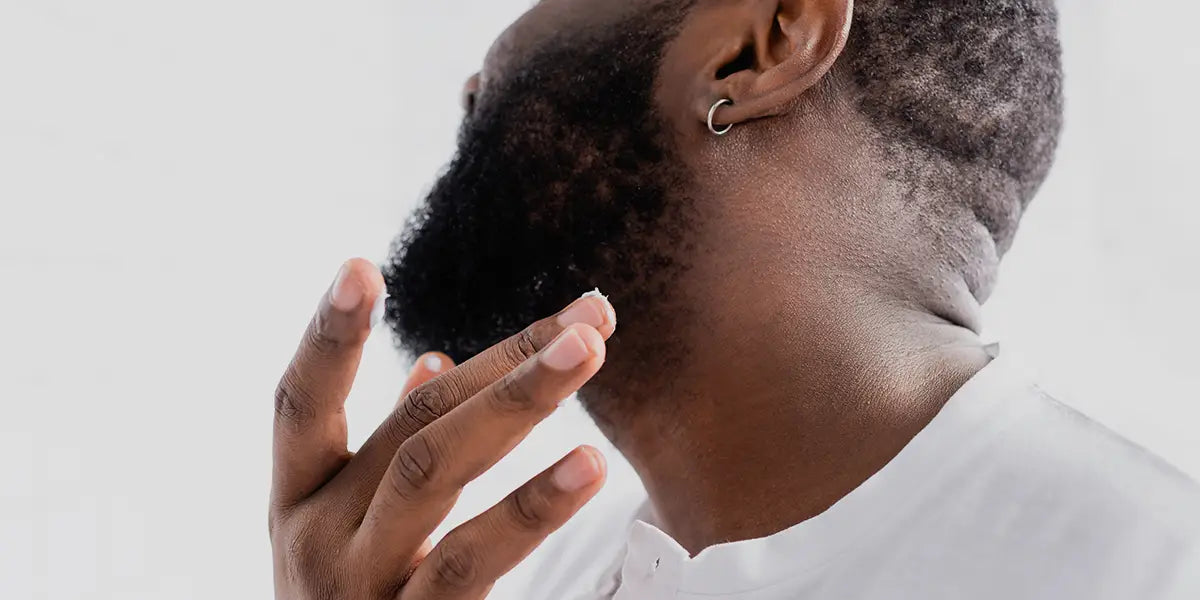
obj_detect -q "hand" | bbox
[269,258,617,599]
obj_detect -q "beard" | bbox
[382,6,693,364]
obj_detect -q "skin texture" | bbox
[271,259,621,598]
[271,0,1063,595]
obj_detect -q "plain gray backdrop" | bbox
[2,1,1198,598]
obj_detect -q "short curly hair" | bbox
[841,0,1063,257]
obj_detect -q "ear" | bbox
[690,0,853,130]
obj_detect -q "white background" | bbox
[1,1,1197,598]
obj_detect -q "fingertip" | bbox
[570,323,607,362]
[580,445,608,483]
[556,291,618,339]
[580,289,618,337]
[368,287,388,329]
[541,324,607,371]
[552,445,607,493]
[422,352,454,374]
[346,257,386,300]
[330,258,385,313]
[398,352,455,401]
[413,351,453,376]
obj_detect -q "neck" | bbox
[585,268,992,556]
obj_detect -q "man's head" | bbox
[383,0,1062,411]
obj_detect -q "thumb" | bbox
[397,352,454,405]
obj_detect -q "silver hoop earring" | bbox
[707,98,733,136]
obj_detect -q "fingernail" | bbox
[369,289,388,329]
[552,449,602,492]
[422,353,444,373]
[557,289,616,330]
[541,328,592,371]
[582,289,617,328]
[330,262,364,312]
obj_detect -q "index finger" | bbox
[353,323,608,569]
[333,291,616,497]
[271,258,384,509]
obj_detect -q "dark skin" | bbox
[271,0,997,597]
[271,259,618,598]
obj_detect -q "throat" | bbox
[582,294,993,556]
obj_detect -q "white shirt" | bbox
[520,348,1200,599]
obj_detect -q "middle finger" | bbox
[351,324,608,574]
[333,292,616,505]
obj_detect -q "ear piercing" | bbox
[707,98,733,136]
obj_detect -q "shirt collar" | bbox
[615,344,1039,596]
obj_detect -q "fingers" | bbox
[272,258,385,508]
[398,446,606,600]
[399,353,454,403]
[335,293,616,500]
[354,324,607,571]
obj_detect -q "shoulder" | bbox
[964,381,1200,596]
[1012,384,1200,527]
[943,349,1199,530]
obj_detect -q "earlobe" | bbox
[694,0,854,131]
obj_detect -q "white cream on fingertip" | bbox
[581,288,617,328]
[423,354,443,372]
[369,289,389,329]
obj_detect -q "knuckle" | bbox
[274,371,317,425]
[430,542,478,590]
[502,328,540,365]
[489,372,538,415]
[395,384,447,438]
[390,434,440,496]
[509,485,549,531]
[515,328,540,360]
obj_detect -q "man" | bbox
[268,0,1200,598]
